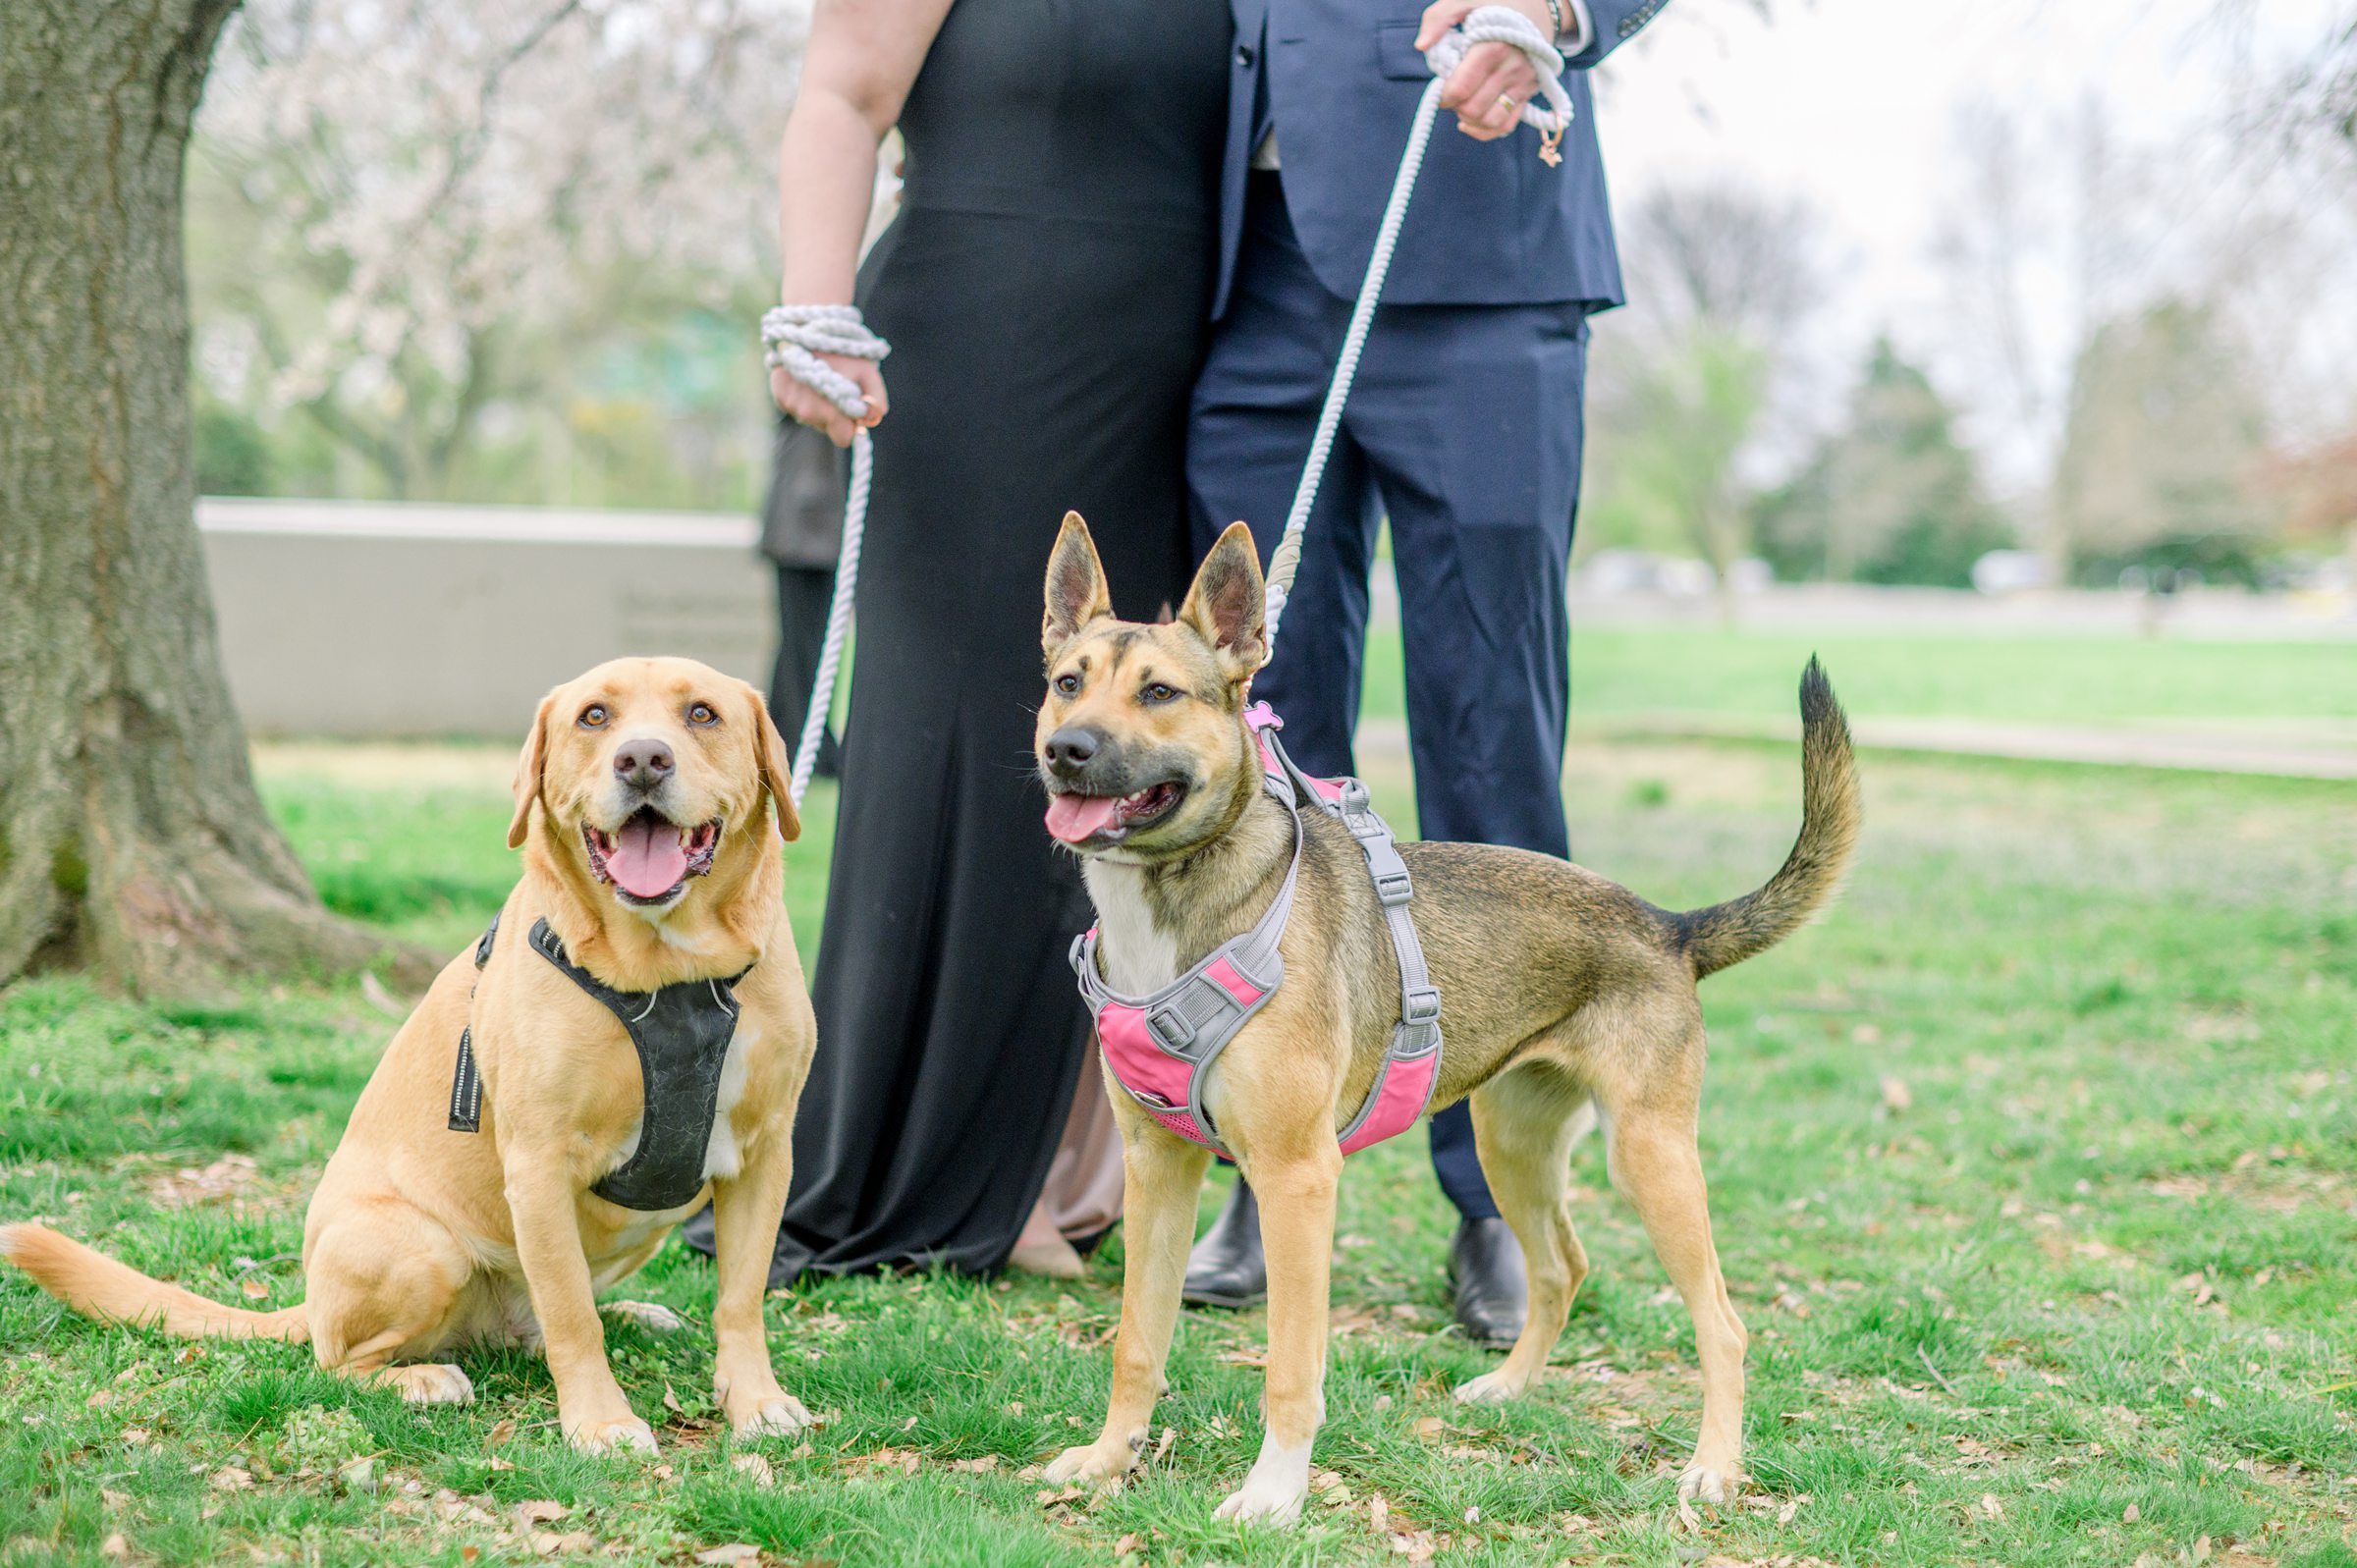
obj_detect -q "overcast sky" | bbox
[1589,0,2350,488]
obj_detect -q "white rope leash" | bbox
[760,305,890,807]
[1261,8,1572,649]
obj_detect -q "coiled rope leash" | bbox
[761,7,1570,771]
[759,303,890,808]
[1259,4,1569,651]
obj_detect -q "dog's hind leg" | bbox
[1600,1060,1748,1507]
[1045,1108,1210,1488]
[303,1198,477,1407]
[1455,1062,1597,1406]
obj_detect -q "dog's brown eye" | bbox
[1054,673,1081,697]
[577,704,609,729]
[687,702,718,727]
[1141,682,1179,704]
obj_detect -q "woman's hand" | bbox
[772,354,889,448]
[1417,0,1550,142]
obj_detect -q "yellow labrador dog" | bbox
[3,657,817,1453]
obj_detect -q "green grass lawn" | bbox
[4,685,2356,1564]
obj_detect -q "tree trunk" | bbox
[0,0,426,993]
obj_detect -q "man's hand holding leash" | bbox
[1419,0,1582,143]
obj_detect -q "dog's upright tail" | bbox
[0,1223,310,1342]
[1671,658,1861,980]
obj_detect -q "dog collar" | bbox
[1070,703,1442,1159]
[448,912,750,1213]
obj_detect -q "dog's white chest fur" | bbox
[1081,862,1182,995]
[701,1021,755,1181]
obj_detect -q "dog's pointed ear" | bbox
[749,683,801,842]
[1178,521,1267,681]
[507,691,557,850]
[1043,512,1113,659]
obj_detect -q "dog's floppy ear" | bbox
[507,691,558,850]
[1043,511,1114,659]
[1178,520,1268,681]
[749,683,801,842]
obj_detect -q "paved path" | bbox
[1358,716,2357,781]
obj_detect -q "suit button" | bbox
[1236,43,1255,66]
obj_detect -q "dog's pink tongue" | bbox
[1045,793,1121,844]
[609,817,688,897]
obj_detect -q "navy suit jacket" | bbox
[1216,0,1666,316]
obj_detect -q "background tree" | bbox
[1581,178,1827,611]
[2051,298,2277,584]
[0,0,425,992]
[188,0,803,507]
[1757,338,2009,587]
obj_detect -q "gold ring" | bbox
[1497,92,1517,114]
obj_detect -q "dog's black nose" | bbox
[1044,727,1101,777]
[613,737,675,791]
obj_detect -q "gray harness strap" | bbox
[1260,737,1444,1147]
[449,914,749,1214]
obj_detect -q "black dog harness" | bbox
[448,913,750,1213]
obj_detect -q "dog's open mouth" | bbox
[582,808,721,904]
[1044,782,1185,846]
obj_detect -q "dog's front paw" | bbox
[1213,1475,1307,1526]
[733,1395,814,1439]
[569,1414,659,1457]
[1676,1456,1739,1507]
[1213,1436,1311,1526]
[1043,1440,1136,1487]
[1452,1369,1526,1406]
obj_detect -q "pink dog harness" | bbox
[1070,704,1442,1159]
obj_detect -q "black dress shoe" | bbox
[1182,1178,1267,1308]
[1449,1217,1527,1347]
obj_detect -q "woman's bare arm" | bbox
[772,0,955,443]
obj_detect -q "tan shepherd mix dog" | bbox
[3,658,817,1454]
[1033,515,1860,1523]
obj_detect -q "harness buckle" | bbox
[1147,1005,1198,1054]
[1401,986,1442,1027]
[1373,867,1415,906]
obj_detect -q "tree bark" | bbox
[0,0,426,993]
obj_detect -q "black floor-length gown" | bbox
[767,0,1231,1278]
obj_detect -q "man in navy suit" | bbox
[1183,0,1667,1344]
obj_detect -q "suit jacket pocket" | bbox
[1375,23,1430,80]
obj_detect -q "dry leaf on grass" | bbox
[2123,1501,2140,1523]
[529,1531,594,1556]
[514,1499,570,1525]
[694,1547,762,1566]
[209,1466,252,1491]
[486,1419,517,1447]
[1880,1076,1913,1114]
[733,1453,775,1486]
[358,970,406,1017]
[99,1535,129,1562]
[1152,1427,1176,1463]
[239,1277,269,1301]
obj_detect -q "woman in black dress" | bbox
[751,0,1232,1279]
